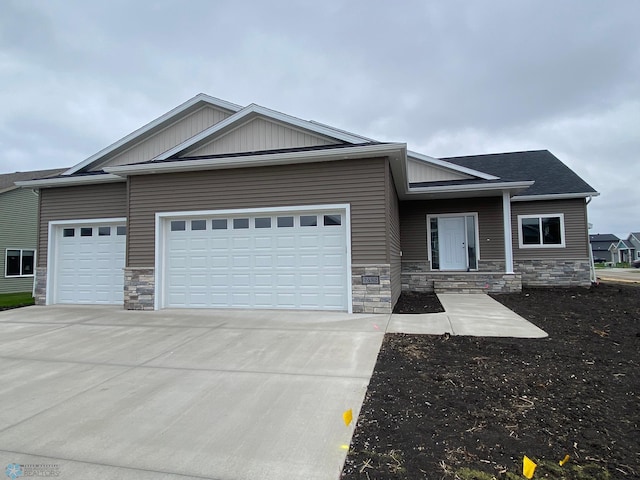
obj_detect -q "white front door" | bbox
[438,216,467,270]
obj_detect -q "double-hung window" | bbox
[518,214,565,248]
[5,249,36,277]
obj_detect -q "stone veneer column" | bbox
[124,267,155,310]
[351,264,392,314]
[34,267,47,305]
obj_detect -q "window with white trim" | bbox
[518,214,565,248]
[5,249,35,277]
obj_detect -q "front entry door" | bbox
[438,217,467,270]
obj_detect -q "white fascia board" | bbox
[107,143,407,176]
[511,192,600,202]
[408,151,500,180]
[155,104,369,160]
[407,180,534,195]
[15,173,125,188]
[64,94,243,175]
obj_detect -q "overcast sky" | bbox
[1,0,638,236]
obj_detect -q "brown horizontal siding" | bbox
[128,158,388,266]
[512,198,589,259]
[386,164,402,303]
[400,197,505,262]
[38,183,127,266]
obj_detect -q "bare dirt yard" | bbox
[341,282,639,479]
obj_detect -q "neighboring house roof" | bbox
[589,234,620,242]
[591,242,616,252]
[0,168,67,194]
[442,150,598,199]
[609,240,632,251]
[628,233,640,246]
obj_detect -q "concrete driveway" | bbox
[0,306,387,480]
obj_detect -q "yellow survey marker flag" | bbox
[523,456,537,478]
[343,409,353,426]
[559,454,570,466]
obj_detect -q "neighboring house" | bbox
[17,94,599,313]
[589,234,619,263]
[626,233,640,261]
[0,168,66,294]
[610,239,633,264]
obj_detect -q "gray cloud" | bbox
[1,0,638,235]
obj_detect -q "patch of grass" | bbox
[0,291,35,308]
[352,449,406,475]
[454,459,611,480]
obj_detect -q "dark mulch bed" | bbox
[393,292,445,314]
[342,283,639,479]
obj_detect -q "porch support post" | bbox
[502,191,514,274]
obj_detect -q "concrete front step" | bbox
[403,271,523,294]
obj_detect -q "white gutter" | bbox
[105,143,407,176]
[407,180,534,195]
[15,173,125,189]
[512,192,600,201]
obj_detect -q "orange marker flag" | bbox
[523,456,537,479]
[343,409,353,426]
[559,454,570,466]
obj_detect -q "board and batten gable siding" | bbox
[187,117,339,157]
[37,183,127,266]
[127,158,389,267]
[0,189,38,293]
[400,197,505,262]
[511,198,590,259]
[407,159,471,183]
[101,107,232,169]
[385,163,402,303]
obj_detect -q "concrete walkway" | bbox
[388,293,548,338]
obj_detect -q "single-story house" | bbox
[17,94,599,313]
[626,233,640,261]
[610,239,633,264]
[0,168,66,294]
[589,234,620,263]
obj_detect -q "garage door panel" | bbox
[165,209,348,310]
[53,223,125,305]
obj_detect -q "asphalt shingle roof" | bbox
[590,234,620,242]
[442,150,597,197]
[0,168,67,191]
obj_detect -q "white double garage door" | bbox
[50,206,350,311]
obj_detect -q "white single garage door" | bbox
[164,208,349,310]
[53,223,126,304]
